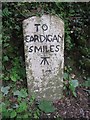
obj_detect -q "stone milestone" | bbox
[23,15,64,101]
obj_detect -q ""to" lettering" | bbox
[34,24,48,32]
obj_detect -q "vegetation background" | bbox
[1,2,90,119]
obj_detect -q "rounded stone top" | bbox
[23,14,64,25]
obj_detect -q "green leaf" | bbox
[29,95,35,104]
[10,72,19,82]
[14,90,20,96]
[4,76,9,81]
[3,43,9,47]
[72,91,77,97]
[63,72,69,80]
[20,89,28,98]
[38,100,55,113]
[23,114,28,119]
[10,110,17,118]
[69,80,79,97]
[70,80,79,88]
[2,102,9,117]
[0,102,5,113]
[1,86,10,95]
[82,78,90,87]
[14,89,28,98]
[2,103,7,113]
[3,8,10,17]
[17,102,27,113]
[4,56,9,61]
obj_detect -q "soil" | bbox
[53,87,89,119]
[39,52,90,120]
[40,87,89,120]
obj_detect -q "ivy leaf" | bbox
[14,89,28,98]
[69,80,79,97]
[3,7,10,17]
[1,102,10,117]
[13,90,20,96]
[70,80,79,88]
[17,102,27,113]
[63,72,69,80]
[1,86,10,96]
[10,71,20,82]
[3,56,9,62]
[10,110,17,118]
[82,78,90,87]
[1,102,7,114]
[38,100,55,113]
[0,102,4,113]
[23,114,28,119]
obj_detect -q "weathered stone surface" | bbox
[23,15,64,101]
